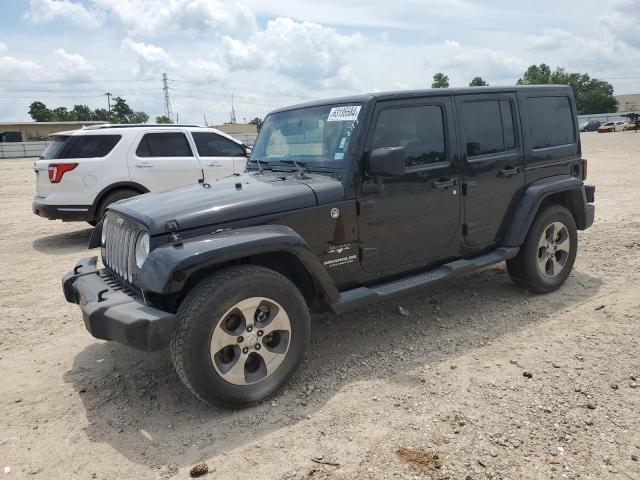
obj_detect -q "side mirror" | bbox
[368,147,406,177]
[243,145,252,157]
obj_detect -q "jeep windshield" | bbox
[248,103,362,172]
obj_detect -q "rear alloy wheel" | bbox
[170,265,310,408]
[507,205,577,293]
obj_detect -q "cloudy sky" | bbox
[1,0,638,124]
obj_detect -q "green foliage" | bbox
[517,64,618,114]
[469,76,489,87]
[155,115,171,124]
[248,116,264,131]
[431,73,450,88]
[28,101,52,122]
[28,97,149,123]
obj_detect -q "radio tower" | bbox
[162,73,173,124]
[230,92,237,124]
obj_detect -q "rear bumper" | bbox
[583,185,595,229]
[62,256,176,351]
[33,197,94,222]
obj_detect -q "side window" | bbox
[462,100,516,157]
[371,105,446,167]
[60,135,121,158]
[525,96,575,149]
[136,132,193,157]
[192,132,245,157]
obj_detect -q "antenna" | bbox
[230,92,237,124]
[162,73,173,123]
[105,92,112,122]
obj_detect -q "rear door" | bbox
[456,93,525,248]
[129,131,203,191]
[190,131,247,180]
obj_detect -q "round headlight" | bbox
[135,232,150,268]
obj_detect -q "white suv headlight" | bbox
[135,232,150,268]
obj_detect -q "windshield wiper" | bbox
[249,158,269,174]
[274,159,310,179]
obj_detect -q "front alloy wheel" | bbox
[211,297,292,385]
[170,265,310,408]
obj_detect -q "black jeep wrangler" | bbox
[63,86,595,408]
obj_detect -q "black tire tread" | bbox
[170,265,307,407]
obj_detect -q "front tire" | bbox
[94,189,139,223]
[170,265,311,408]
[507,205,578,293]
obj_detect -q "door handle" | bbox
[433,178,458,191]
[207,161,222,167]
[135,162,153,168]
[499,166,519,178]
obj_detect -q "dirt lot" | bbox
[1,132,639,480]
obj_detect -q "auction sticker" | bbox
[327,105,361,122]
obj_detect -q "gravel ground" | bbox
[1,132,639,480]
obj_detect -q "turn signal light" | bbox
[48,163,78,183]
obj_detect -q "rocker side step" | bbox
[330,247,519,315]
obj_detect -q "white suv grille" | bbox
[102,212,141,284]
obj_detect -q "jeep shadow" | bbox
[63,265,601,471]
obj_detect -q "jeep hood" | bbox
[109,172,344,235]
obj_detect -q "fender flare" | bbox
[136,225,340,302]
[91,181,150,215]
[502,174,589,247]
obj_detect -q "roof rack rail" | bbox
[82,123,202,130]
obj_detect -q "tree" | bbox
[93,108,110,121]
[517,64,618,114]
[249,116,264,131]
[69,104,94,121]
[155,115,171,124]
[129,111,149,124]
[469,76,489,87]
[111,96,134,123]
[431,73,450,88]
[29,101,52,122]
[51,107,70,121]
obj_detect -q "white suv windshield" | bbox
[249,104,362,170]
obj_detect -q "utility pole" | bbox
[105,92,112,122]
[230,92,237,124]
[203,113,208,126]
[162,73,173,124]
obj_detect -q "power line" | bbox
[162,73,173,123]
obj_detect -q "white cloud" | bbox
[121,39,176,78]
[52,48,95,80]
[91,0,256,36]
[222,17,364,87]
[0,42,6,52]
[0,56,44,81]
[26,0,101,28]
[600,0,640,49]
[437,40,526,82]
[185,59,228,83]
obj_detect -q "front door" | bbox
[357,97,461,273]
[190,131,247,181]
[456,93,525,248]
[129,131,203,191]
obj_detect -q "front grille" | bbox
[102,212,143,284]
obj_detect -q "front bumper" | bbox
[33,197,94,222]
[62,256,176,351]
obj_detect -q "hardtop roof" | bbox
[269,85,573,114]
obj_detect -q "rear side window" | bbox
[371,105,446,167]
[136,132,193,157]
[40,136,69,159]
[525,96,575,149]
[462,100,516,157]
[60,135,121,159]
[192,132,245,157]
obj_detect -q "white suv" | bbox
[32,124,250,224]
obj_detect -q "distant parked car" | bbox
[598,122,616,133]
[33,124,251,225]
[614,121,627,132]
[624,121,637,131]
[580,120,601,132]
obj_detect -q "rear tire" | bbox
[94,189,139,223]
[507,205,577,293]
[170,265,311,408]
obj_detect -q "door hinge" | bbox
[461,182,477,195]
[462,224,468,236]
